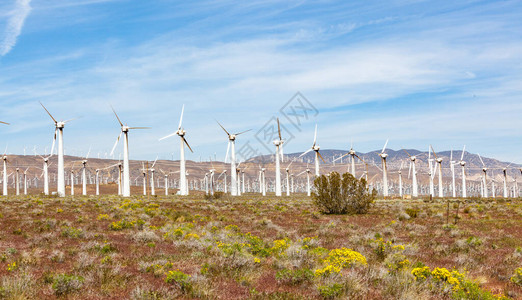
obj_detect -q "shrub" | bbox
[313,172,375,214]
[52,274,84,296]
[511,267,522,286]
[318,283,344,298]
[275,268,314,285]
[315,248,367,277]
[165,270,192,293]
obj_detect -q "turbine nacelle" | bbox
[380,153,388,159]
[176,129,186,136]
[273,139,282,146]
[313,145,320,151]
[436,158,443,163]
[349,149,356,155]
[410,156,416,161]
[482,168,488,172]
[229,134,236,141]
[460,161,466,166]
[56,122,65,129]
[122,125,130,132]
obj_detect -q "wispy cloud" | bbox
[0,0,31,56]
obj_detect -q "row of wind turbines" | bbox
[0,104,519,199]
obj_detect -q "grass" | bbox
[0,194,521,299]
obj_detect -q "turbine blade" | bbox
[50,129,57,156]
[450,148,453,161]
[216,121,230,136]
[159,132,177,141]
[182,137,193,153]
[128,127,151,129]
[317,151,326,163]
[277,118,282,141]
[235,129,252,136]
[178,104,184,130]
[86,146,91,159]
[402,149,411,157]
[110,105,123,127]
[152,156,158,168]
[280,143,284,163]
[461,145,466,161]
[430,145,438,159]
[478,153,485,167]
[225,141,230,163]
[408,161,412,179]
[382,139,389,153]
[40,102,57,124]
[299,148,313,158]
[110,131,122,157]
[0,121,9,125]
[63,118,77,124]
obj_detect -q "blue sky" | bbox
[1,0,522,163]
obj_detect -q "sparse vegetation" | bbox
[0,194,521,298]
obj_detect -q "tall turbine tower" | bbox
[378,139,389,197]
[299,125,324,177]
[398,161,404,197]
[478,154,488,198]
[0,122,8,195]
[159,105,193,196]
[81,148,91,196]
[40,102,74,197]
[110,106,150,197]
[273,118,284,197]
[502,164,511,198]
[217,121,250,196]
[459,146,467,197]
[403,149,418,197]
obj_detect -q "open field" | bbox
[1,195,522,299]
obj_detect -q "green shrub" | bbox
[275,268,314,285]
[318,283,344,298]
[313,172,376,214]
[165,270,192,293]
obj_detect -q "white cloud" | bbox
[0,0,31,56]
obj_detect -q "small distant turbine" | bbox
[299,125,324,177]
[403,149,418,197]
[502,163,511,198]
[217,121,250,196]
[478,153,488,198]
[378,139,389,197]
[459,145,467,197]
[431,145,443,198]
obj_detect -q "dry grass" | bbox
[0,194,521,299]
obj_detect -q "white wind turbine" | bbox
[217,121,250,196]
[23,167,29,195]
[2,146,9,196]
[428,147,436,197]
[148,157,158,196]
[40,102,74,197]
[38,145,54,196]
[159,105,193,196]
[502,163,511,198]
[273,118,284,197]
[377,139,389,197]
[299,125,324,177]
[81,147,91,196]
[478,153,488,198]
[403,149,418,197]
[110,106,150,197]
[431,145,444,198]
[333,141,358,177]
[398,161,404,197]
[459,146,467,197]
[450,149,457,198]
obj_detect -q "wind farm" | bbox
[2,0,522,299]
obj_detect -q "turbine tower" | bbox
[0,122,8,195]
[403,149,418,197]
[478,154,488,198]
[428,147,435,197]
[217,121,250,196]
[110,106,150,197]
[273,118,284,197]
[40,102,74,197]
[378,139,389,197]
[398,161,404,197]
[159,105,193,196]
[502,164,511,198]
[450,149,457,198]
[299,125,324,177]
[431,145,443,198]
[81,148,91,196]
[459,145,467,198]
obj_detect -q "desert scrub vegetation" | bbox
[0,195,521,298]
[313,172,376,214]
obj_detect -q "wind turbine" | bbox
[378,139,389,197]
[2,146,9,196]
[459,146,467,197]
[81,147,91,196]
[217,121,250,196]
[478,153,488,198]
[450,149,457,198]
[431,145,443,198]
[110,106,150,197]
[299,125,324,177]
[23,167,29,195]
[273,118,284,197]
[40,102,74,197]
[502,163,511,198]
[427,147,435,197]
[398,161,404,197]
[159,105,193,196]
[403,149,418,197]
